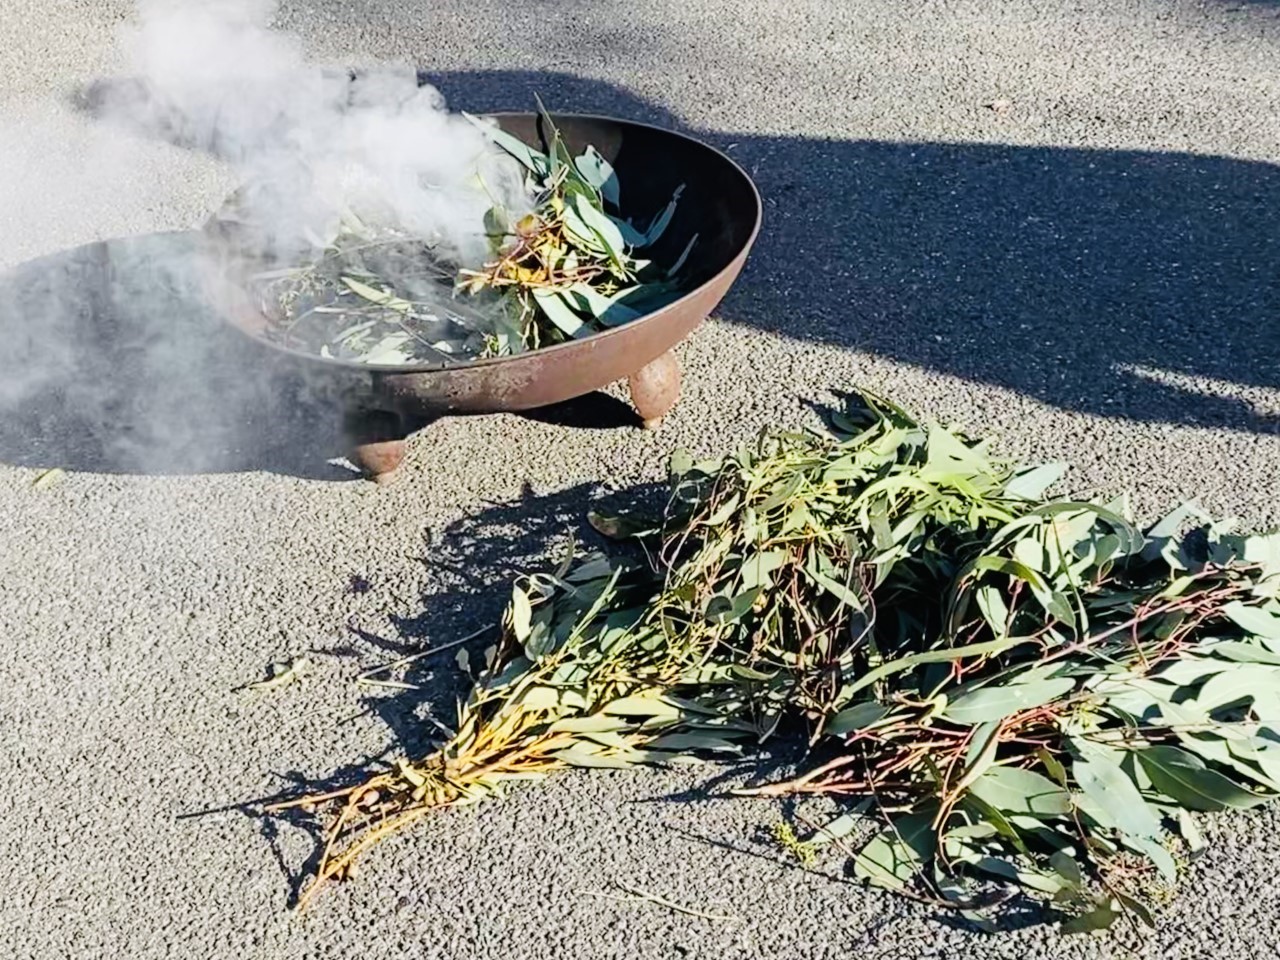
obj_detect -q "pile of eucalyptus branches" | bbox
[249,104,690,364]
[271,394,1280,933]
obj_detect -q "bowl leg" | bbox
[343,409,410,483]
[628,350,681,430]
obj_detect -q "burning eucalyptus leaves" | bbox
[249,105,692,364]
[269,394,1280,933]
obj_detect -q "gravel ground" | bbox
[2,1,1279,958]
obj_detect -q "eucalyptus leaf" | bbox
[827,701,892,736]
[943,677,1076,725]
[570,192,629,266]
[463,112,547,173]
[1137,745,1274,811]
[564,283,644,326]
[531,288,587,337]
[968,765,1072,817]
[637,184,684,245]
[511,585,533,643]
[1061,898,1121,934]
[1073,756,1163,840]
[853,814,935,891]
[574,146,620,205]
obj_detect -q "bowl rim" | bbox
[213,111,764,374]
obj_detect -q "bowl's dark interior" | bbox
[495,114,759,290]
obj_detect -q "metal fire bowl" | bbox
[205,114,762,478]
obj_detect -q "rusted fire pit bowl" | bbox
[206,113,761,481]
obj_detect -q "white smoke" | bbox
[102,0,528,266]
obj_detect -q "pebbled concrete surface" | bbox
[1,1,1279,958]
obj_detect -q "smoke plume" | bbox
[102,0,527,265]
[0,0,527,476]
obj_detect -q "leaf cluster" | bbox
[457,105,694,356]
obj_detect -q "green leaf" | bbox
[1204,641,1280,666]
[974,584,1010,635]
[806,809,866,848]
[943,677,1076,725]
[919,424,989,481]
[31,467,65,490]
[802,560,864,608]
[960,792,1028,850]
[706,587,763,625]
[340,276,410,313]
[574,146,620,205]
[958,720,1002,787]
[1037,746,1068,787]
[1137,745,1273,811]
[1197,666,1280,712]
[1123,834,1178,883]
[968,765,1072,817]
[1073,757,1163,840]
[964,855,1064,895]
[482,204,509,240]
[609,214,647,248]
[570,193,629,265]
[531,288,587,337]
[549,714,630,734]
[561,201,607,253]
[669,449,694,477]
[1061,898,1121,935]
[1215,531,1280,581]
[853,814,935,891]
[553,747,637,769]
[1048,850,1083,888]
[1176,808,1205,854]
[1225,735,1280,791]
[933,866,998,933]
[636,185,684,246]
[826,702,892,736]
[510,585,533,643]
[967,556,1053,600]
[612,282,684,315]
[1141,501,1211,563]
[647,732,743,754]
[1003,462,1067,501]
[602,695,682,721]
[586,510,654,541]
[1112,890,1156,929]
[738,549,789,591]
[563,283,644,326]
[578,729,632,750]
[666,233,699,279]
[520,686,560,711]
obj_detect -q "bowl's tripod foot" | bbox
[627,350,681,430]
[343,410,411,483]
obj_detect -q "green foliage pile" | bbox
[274,394,1280,932]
